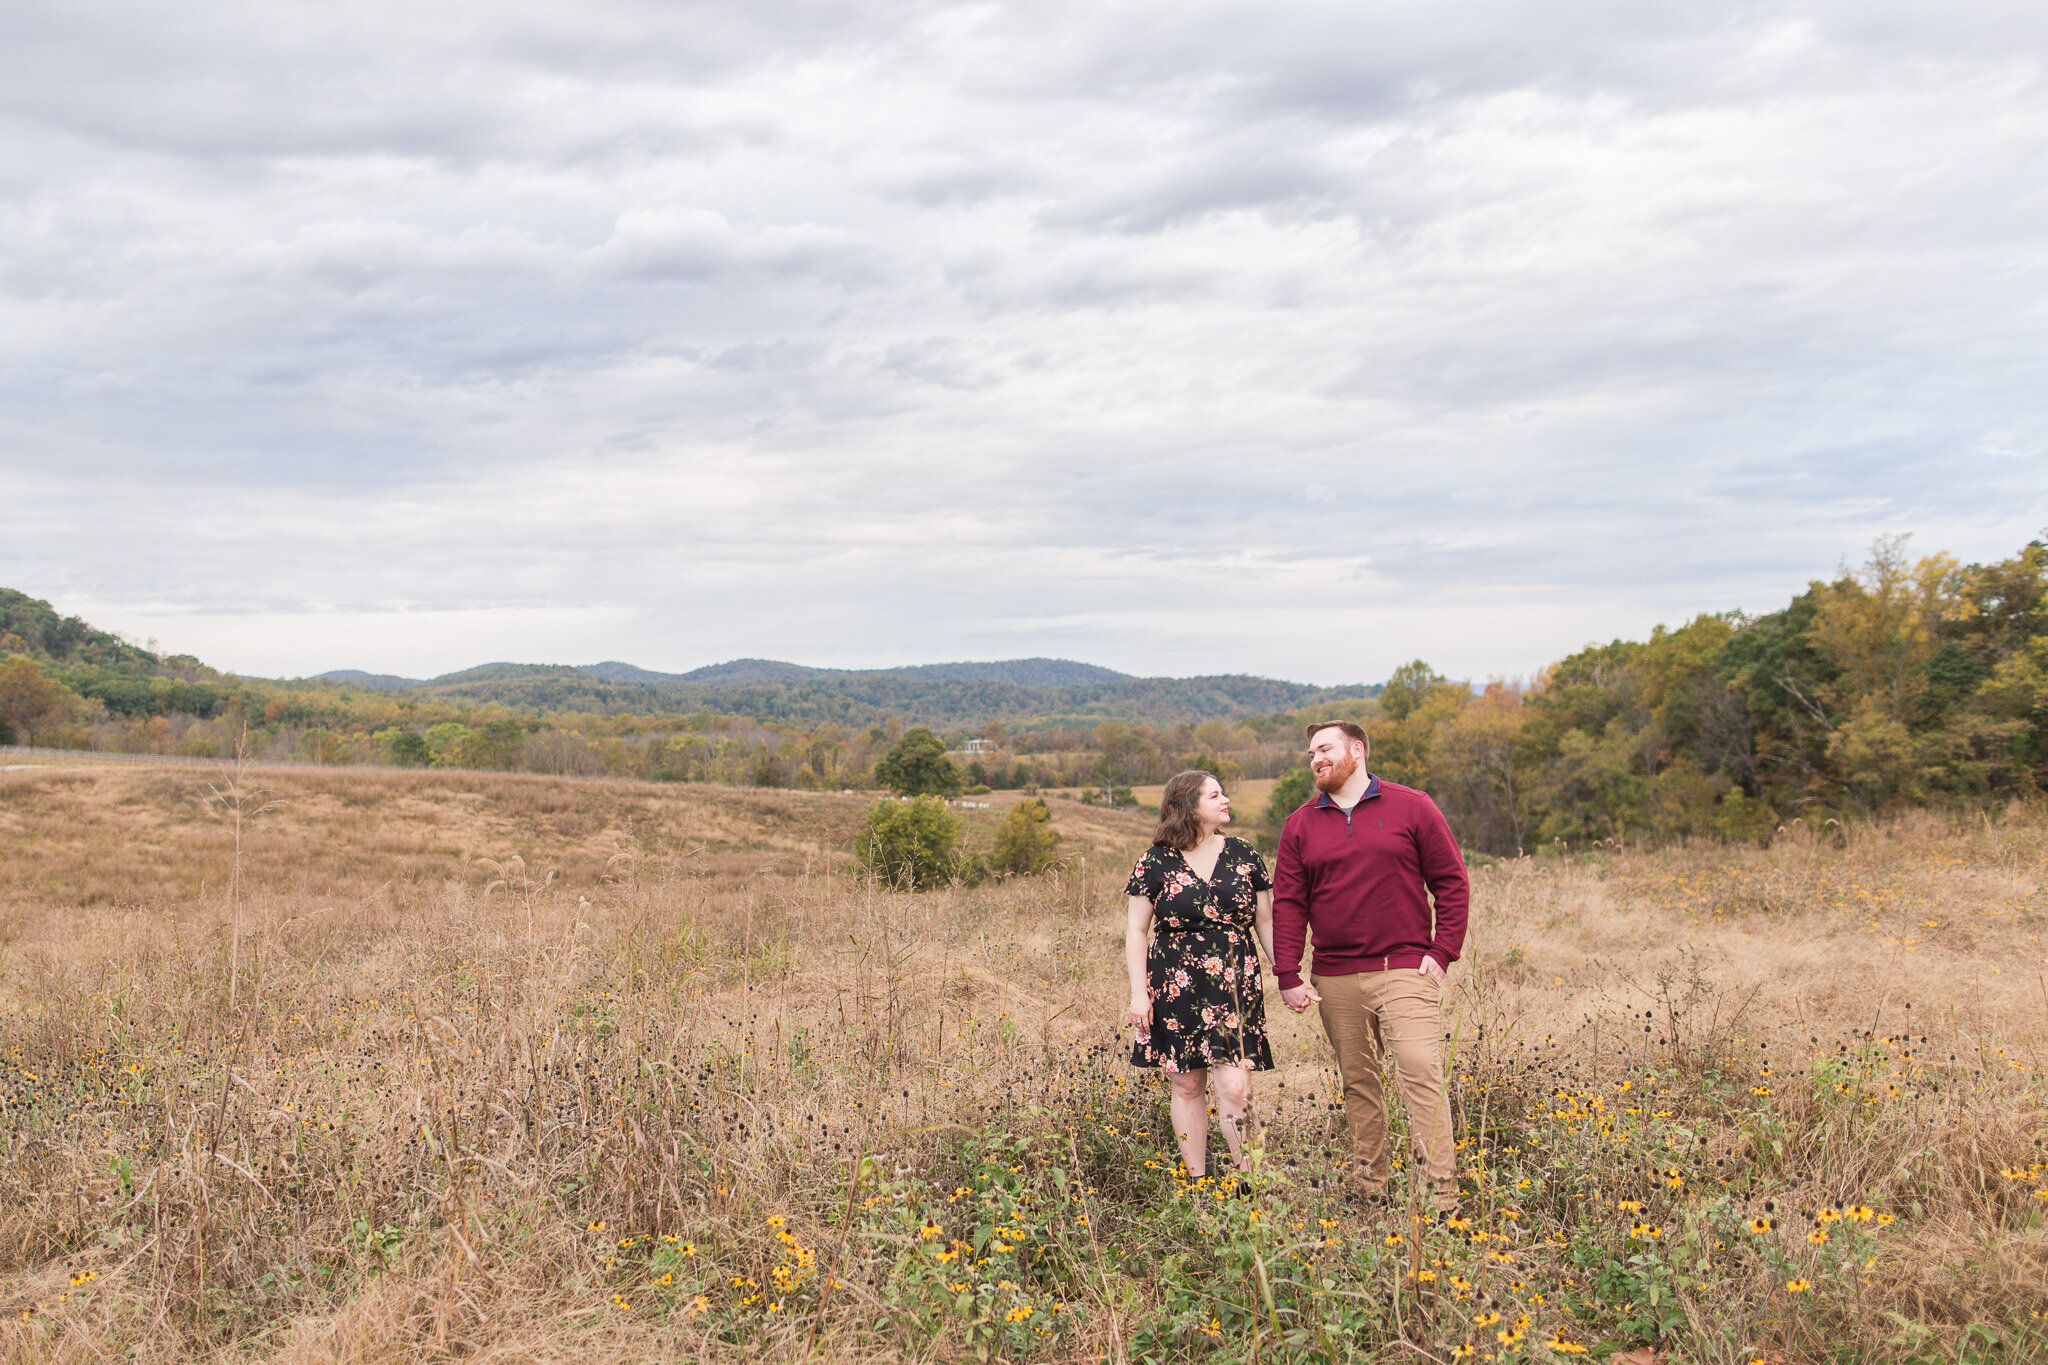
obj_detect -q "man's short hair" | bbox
[1305,720,1369,748]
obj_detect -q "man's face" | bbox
[1308,728,1364,793]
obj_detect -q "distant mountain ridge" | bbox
[315,656,1132,690]
[304,655,1372,727]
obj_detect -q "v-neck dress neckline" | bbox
[1177,840,1225,886]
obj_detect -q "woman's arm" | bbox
[1253,889,1276,967]
[1125,895,1155,1030]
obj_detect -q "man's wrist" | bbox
[1276,971,1304,991]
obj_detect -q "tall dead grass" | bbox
[0,765,2042,1362]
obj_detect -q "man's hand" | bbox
[1418,957,1446,984]
[1280,983,1322,1013]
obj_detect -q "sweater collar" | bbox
[1312,773,1380,809]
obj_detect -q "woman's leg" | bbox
[1168,1069,1211,1176]
[1211,1066,1253,1170]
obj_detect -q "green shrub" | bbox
[856,796,961,889]
[990,797,1062,876]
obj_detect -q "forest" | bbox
[3,532,2043,854]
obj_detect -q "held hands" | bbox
[1279,983,1321,1013]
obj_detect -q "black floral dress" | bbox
[1126,836,1275,1073]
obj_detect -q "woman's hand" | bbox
[1128,992,1153,1032]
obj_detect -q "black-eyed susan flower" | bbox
[1786,1278,1810,1293]
[1748,1217,1775,1234]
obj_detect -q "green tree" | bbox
[458,719,529,770]
[856,796,961,889]
[990,798,1062,876]
[1380,659,1452,721]
[874,726,962,796]
[0,654,76,745]
[387,729,430,767]
[1265,767,1314,825]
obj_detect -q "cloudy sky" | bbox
[5,1,2045,685]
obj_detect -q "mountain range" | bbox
[303,657,1377,727]
[313,656,1130,691]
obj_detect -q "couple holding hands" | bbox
[1122,721,1470,1215]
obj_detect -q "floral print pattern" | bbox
[1126,836,1275,1073]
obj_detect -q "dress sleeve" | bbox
[1246,842,1273,893]
[1123,848,1157,901]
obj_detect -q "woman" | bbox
[1125,770,1276,1182]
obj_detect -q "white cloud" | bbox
[3,0,2045,685]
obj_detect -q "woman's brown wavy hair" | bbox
[1152,770,1217,851]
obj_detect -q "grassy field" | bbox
[0,763,2043,1362]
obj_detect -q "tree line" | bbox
[5,532,2043,852]
[1310,534,2047,856]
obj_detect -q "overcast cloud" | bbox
[4,0,2045,685]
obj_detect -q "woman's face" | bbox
[1196,777,1231,831]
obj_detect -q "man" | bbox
[1272,720,1469,1215]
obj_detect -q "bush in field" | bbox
[856,795,960,888]
[990,797,1062,876]
[874,726,962,797]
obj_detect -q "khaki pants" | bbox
[1313,967,1457,1208]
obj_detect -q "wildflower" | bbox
[918,1223,941,1240]
[766,1215,785,1229]
[1846,1206,1874,1223]
[610,1293,630,1311]
[1806,1229,1829,1244]
[587,1220,606,1232]
[1384,1233,1404,1246]
[1616,1199,1642,1213]
[1473,1311,1501,1327]
[1548,1337,1590,1353]
[657,1272,673,1287]
[1786,1278,1810,1293]
[1629,1223,1662,1240]
[1748,1217,1774,1233]
[1198,1316,1222,1339]
[1875,1213,1894,1225]
[1750,1086,1772,1096]
[1816,1207,1842,1223]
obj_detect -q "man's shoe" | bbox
[1341,1181,1391,1212]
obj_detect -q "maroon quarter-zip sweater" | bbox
[1271,774,1470,990]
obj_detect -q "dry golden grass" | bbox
[0,763,2043,1362]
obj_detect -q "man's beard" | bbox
[1313,751,1359,794]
